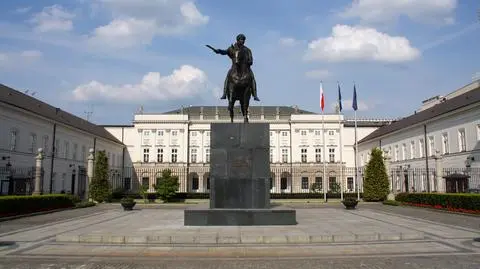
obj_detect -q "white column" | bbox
[85,148,95,201]
[33,148,44,195]
[434,154,444,192]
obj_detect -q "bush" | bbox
[89,150,111,203]
[0,194,75,217]
[363,148,390,201]
[154,169,180,203]
[110,187,127,200]
[395,193,480,213]
[342,197,358,209]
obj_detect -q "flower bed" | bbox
[395,192,480,215]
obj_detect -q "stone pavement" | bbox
[0,203,479,267]
[53,208,424,245]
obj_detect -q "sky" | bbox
[0,0,479,124]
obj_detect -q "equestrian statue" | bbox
[206,33,260,123]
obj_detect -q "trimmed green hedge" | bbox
[395,193,480,213]
[115,192,363,201]
[0,194,76,217]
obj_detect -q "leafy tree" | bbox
[363,147,390,201]
[154,169,179,203]
[89,150,111,202]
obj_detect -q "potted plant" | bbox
[120,197,136,211]
[342,197,358,210]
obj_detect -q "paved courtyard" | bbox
[0,203,479,268]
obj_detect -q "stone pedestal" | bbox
[184,123,296,226]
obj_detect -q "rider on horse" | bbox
[213,34,260,101]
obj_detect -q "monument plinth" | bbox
[184,123,296,226]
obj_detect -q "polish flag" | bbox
[320,82,325,111]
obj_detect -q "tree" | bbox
[363,148,390,201]
[89,150,111,202]
[154,169,179,203]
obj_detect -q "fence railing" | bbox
[0,166,37,195]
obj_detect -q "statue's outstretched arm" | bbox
[206,45,229,55]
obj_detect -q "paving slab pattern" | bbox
[50,208,426,245]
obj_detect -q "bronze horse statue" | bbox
[207,34,258,123]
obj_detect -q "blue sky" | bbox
[0,0,479,124]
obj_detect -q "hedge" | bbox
[0,194,76,217]
[395,193,480,214]
[113,191,363,201]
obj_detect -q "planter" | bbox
[342,198,358,210]
[120,198,136,211]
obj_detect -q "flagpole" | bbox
[354,109,359,200]
[320,81,327,203]
[338,90,344,201]
[323,108,327,202]
[353,83,360,201]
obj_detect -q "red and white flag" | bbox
[320,82,325,111]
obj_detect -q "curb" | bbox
[56,231,424,245]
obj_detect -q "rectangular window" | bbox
[143,148,149,162]
[190,148,197,163]
[300,130,307,136]
[270,149,273,163]
[315,148,321,163]
[301,148,307,163]
[458,128,466,152]
[281,131,288,137]
[171,130,178,136]
[55,139,59,157]
[329,177,337,191]
[301,177,309,189]
[29,133,37,153]
[73,143,78,160]
[281,148,288,163]
[142,177,149,188]
[442,133,449,154]
[428,136,434,156]
[281,177,288,190]
[329,148,335,163]
[402,144,406,160]
[157,148,163,162]
[10,129,17,151]
[171,148,178,163]
[81,146,86,161]
[64,141,69,159]
[205,148,210,163]
[419,139,424,158]
[192,176,199,190]
[347,177,354,191]
[394,145,399,161]
[43,135,49,155]
[328,130,335,136]
[410,141,415,159]
[315,177,322,190]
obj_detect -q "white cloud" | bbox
[279,37,299,47]
[304,24,420,63]
[332,99,369,111]
[88,0,209,48]
[305,69,331,79]
[72,65,209,102]
[339,0,457,25]
[29,5,75,32]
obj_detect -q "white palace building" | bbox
[1,79,479,196]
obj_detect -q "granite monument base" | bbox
[184,204,296,226]
[184,122,296,226]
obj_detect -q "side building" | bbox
[358,80,480,193]
[0,84,125,196]
[104,106,391,194]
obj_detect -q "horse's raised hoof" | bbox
[254,97,260,101]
